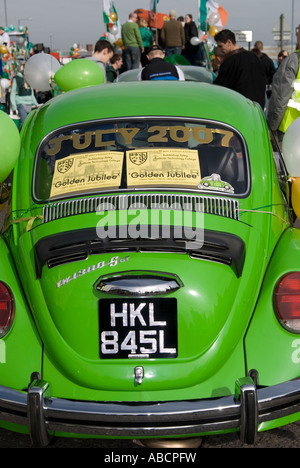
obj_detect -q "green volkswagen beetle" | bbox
[0,67,300,448]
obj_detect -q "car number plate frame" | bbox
[99,298,178,359]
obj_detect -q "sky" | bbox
[1,0,300,51]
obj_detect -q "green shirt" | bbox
[121,21,143,48]
[140,27,153,48]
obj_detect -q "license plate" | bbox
[99,298,177,359]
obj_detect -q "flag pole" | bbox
[155,0,158,44]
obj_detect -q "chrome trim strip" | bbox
[95,271,182,296]
[0,379,300,446]
[42,194,240,223]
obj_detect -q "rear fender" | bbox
[245,227,300,385]
[0,237,42,389]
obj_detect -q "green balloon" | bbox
[54,59,104,92]
[0,112,20,181]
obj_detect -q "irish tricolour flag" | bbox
[103,0,118,26]
[200,0,228,31]
[149,0,159,13]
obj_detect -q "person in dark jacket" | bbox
[106,54,123,82]
[254,41,275,87]
[137,45,185,81]
[184,14,199,65]
[214,29,266,109]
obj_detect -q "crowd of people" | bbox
[116,10,300,142]
[1,9,300,140]
[119,9,198,73]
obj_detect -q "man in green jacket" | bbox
[121,12,144,70]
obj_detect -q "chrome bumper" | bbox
[0,377,300,447]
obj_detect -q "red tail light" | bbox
[0,282,14,338]
[274,273,300,332]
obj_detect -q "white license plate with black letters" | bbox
[99,298,177,359]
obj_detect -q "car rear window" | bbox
[34,118,249,201]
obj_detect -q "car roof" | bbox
[117,66,214,83]
[35,81,257,125]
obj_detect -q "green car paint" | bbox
[0,80,299,447]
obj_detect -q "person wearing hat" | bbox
[160,10,185,58]
[137,44,185,81]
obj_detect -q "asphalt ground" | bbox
[0,422,299,448]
